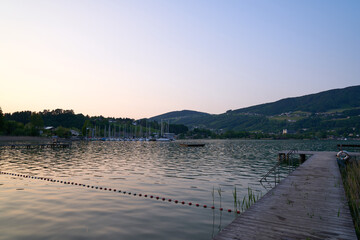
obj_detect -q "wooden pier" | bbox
[214,151,357,240]
[278,150,311,163]
[0,142,71,149]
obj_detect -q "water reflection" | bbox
[0,139,343,239]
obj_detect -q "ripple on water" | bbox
[0,139,342,239]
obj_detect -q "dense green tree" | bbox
[30,113,44,129]
[169,124,188,134]
[40,109,87,129]
[4,111,31,124]
[4,121,25,136]
[55,126,71,138]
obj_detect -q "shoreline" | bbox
[0,136,50,142]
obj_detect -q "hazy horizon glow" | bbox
[1,0,359,119]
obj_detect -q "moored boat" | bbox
[179,143,205,147]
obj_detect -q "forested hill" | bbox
[232,85,360,116]
[149,110,210,122]
[1,85,359,137]
[150,85,360,134]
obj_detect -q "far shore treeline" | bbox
[0,108,190,139]
[0,108,188,139]
[1,86,359,140]
[0,106,359,140]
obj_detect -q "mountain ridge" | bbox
[232,85,360,115]
[149,110,210,122]
[149,85,360,133]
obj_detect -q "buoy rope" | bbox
[0,171,240,214]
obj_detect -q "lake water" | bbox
[0,139,343,239]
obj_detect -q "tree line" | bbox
[1,107,358,140]
[0,108,189,138]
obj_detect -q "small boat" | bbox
[179,143,205,147]
[157,138,171,142]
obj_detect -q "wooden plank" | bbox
[214,151,357,240]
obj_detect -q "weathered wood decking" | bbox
[214,151,357,240]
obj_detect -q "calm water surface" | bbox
[0,139,343,239]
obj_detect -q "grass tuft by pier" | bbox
[341,159,360,239]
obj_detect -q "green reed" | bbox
[340,159,360,239]
[211,186,262,213]
[238,187,262,212]
[212,186,215,208]
[218,187,222,210]
[232,186,238,212]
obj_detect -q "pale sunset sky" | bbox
[1,0,359,119]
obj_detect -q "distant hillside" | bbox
[149,85,360,133]
[232,85,360,115]
[149,110,210,122]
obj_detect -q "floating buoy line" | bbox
[0,171,240,214]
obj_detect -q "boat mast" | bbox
[160,119,163,137]
[108,124,111,138]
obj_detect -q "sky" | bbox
[1,0,359,119]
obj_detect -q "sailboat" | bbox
[156,119,174,141]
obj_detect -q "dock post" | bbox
[300,154,306,163]
[278,153,286,162]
